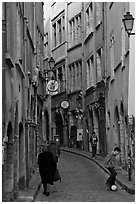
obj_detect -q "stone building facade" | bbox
[44,2,134,167]
[2,2,44,201]
[44,2,107,154]
[105,2,135,169]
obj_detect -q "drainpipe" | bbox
[23,2,30,186]
[33,2,38,169]
[64,2,69,147]
[103,2,108,155]
[2,3,7,201]
[81,3,88,150]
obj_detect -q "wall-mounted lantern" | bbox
[48,56,55,70]
[122,12,135,36]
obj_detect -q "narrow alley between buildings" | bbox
[34,151,135,202]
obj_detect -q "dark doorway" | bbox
[70,125,77,148]
[19,123,25,190]
[5,122,13,200]
[45,110,49,141]
[55,113,64,145]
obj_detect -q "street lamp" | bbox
[48,56,55,70]
[32,66,39,86]
[122,12,135,36]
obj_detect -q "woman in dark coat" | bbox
[38,143,57,196]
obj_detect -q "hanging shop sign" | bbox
[60,100,70,109]
[46,89,58,96]
[46,80,58,95]
[77,129,83,141]
[47,80,59,92]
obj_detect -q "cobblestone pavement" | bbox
[35,151,135,202]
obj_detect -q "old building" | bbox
[44,2,69,145]
[44,2,107,154]
[105,2,135,169]
[2,2,44,201]
[44,2,134,168]
[83,2,107,155]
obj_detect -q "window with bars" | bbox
[87,60,90,88]
[62,15,65,42]
[69,13,81,48]
[75,16,78,44]
[78,13,81,41]
[86,3,93,37]
[96,2,102,27]
[52,14,65,48]
[110,35,115,80]
[68,60,82,92]
[53,23,56,47]
[87,55,94,89]
[44,32,48,57]
[69,20,72,46]
[58,66,63,92]
[58,19,62,44]
[96,48,102,82]
[72,18,75,44]
[79,61,82,90]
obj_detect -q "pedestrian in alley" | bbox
[104,146,121,190]
[90,131,98,158]
[38,142,57,196]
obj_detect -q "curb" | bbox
[60,148,135,195]
[33,182,42,201]
[13,174,42,202]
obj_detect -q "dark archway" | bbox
[19,122,25,190]
[114,106,120,147]
[44,110,49,141]
[120,102,125,165]
[5,122,13,200]
[55,113,64,145]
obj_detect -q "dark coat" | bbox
[38,151,57,185]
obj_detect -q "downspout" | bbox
[23,2,30,186]
[81,3,87,150]
[33,2,38,168]
[103,2,108,155]
[64,2,69,146]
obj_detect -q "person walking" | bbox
[104,146,121,190]
[38,142,57,196]
[90,131,98,158]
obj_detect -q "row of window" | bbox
[52,14,65,48]
[51,48,102,94]
[49,2,127,94]
[68,13,82,48]
[87,48,102,89]
[68,61,82,92]
[52,3,102,49]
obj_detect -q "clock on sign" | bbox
[60,100,69,109]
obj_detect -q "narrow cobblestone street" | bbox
[35,151,135,202]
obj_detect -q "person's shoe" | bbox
[43,191,50,196]
[45,192,50,196]
[106,182,111,190]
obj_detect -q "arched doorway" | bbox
[55,113,64,145]
[19,122,25,190]
[5,121,14,200]
[120,102,125,164]
[114,106,121,164]
[88,108,94,152]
